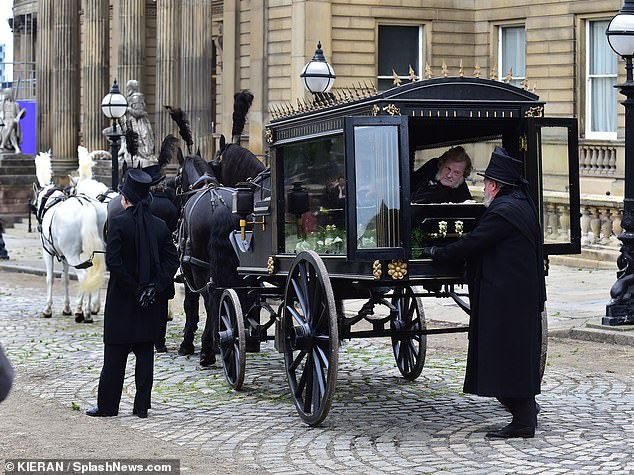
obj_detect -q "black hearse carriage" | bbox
[222,76,581,426]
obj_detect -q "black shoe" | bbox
[178,344,194,356]
[132,408,148,418]
[155,345,168,353]
[486,423,535,439]
[86,407,117,417]
[199,351,216,367]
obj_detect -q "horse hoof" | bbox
[84,316,94,323]
[91,310,99,315]
[199,352,216,367]
[75,314,85,323]
[41,312,52,319]
[62,310,72,316]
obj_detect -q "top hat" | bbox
[477,146,523,187]
[141,164,165,186]
[120,169,152,204]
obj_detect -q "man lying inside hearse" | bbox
[411,145,474,204]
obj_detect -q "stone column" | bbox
[51,0,80,175]
[81,0,110,152]
[248,1,265,156]
[155,0,181,147]
[181,0,213,158]
[36,0,54,153]
[221,0,238,143]
[118,0,145,90]
[291,1,332,102]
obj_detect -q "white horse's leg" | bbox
[90,288,101,315]
[61,262,72,315]
[42,250,54,318]
[83,292,94,323]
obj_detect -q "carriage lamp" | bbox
[101,80,128,190]
[300,42,336,94]
[605,0,634,325]
[232,183,266,240]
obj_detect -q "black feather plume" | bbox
[231,90,254,142]
[124,126,139,159]
[158,134,180,169]
[164,105,194,154]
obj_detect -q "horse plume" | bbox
[158,134,180,169]
[165,105,194,154]
[124,127,140,159]
[231,90,254,143]
[77,146,94,180]
[35,150,53,187]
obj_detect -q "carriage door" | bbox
[344,116,410,260]
[527,117,581,255]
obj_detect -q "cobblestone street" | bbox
[2,266,634,474]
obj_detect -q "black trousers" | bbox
[155,300,169,349]
[497,396,537,428]
[97,342,154,414]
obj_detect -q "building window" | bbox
[499,26,525,87]
[378,25,422,92]
[586,20,617,139]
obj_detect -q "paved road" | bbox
[1,265,634,474]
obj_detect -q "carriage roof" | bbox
[266,76,545,147]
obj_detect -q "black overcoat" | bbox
[103,207,179,345]
[149,191,179,232]
[433,187,545,397]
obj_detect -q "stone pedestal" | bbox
[0,153,36,226]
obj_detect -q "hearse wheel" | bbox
[283,251,339,426]
[218,289,246,390]
[390,286,427,381]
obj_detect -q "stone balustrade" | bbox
[541,192,622,248]
[579,143,617,176]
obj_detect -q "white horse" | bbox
[34,151,107,322]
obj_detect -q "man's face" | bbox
[483,178,496,207]
[436,160,466,188]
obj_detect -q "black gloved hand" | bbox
[138,284,157,308]
[421,246,437,259]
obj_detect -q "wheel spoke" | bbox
[312,348,327,396]
[289,349,307,373]
[291,278,308,320]
[286,303,305,326]
[297,263,311,318]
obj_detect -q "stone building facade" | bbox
[8,0,626,209]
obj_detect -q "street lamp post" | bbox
[101,80,128,190]
[605,0,634,325]
[300,41,336,95]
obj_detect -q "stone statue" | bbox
[121,79,155,167]
[0,88,25,154]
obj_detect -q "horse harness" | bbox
[37,191,93,263]
[178,184,231,294]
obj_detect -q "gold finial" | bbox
[474,64,481,78]
[442,61,448,78]
[392,69,402,86]
[521,77,529,90]
[506,68,513,83]
[425,63,432,79]
[459,59,464,78]
[490,65,498,81]
[408,64,419,82]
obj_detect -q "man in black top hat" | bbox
[87,169,179,418]
[423,146,546,439]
